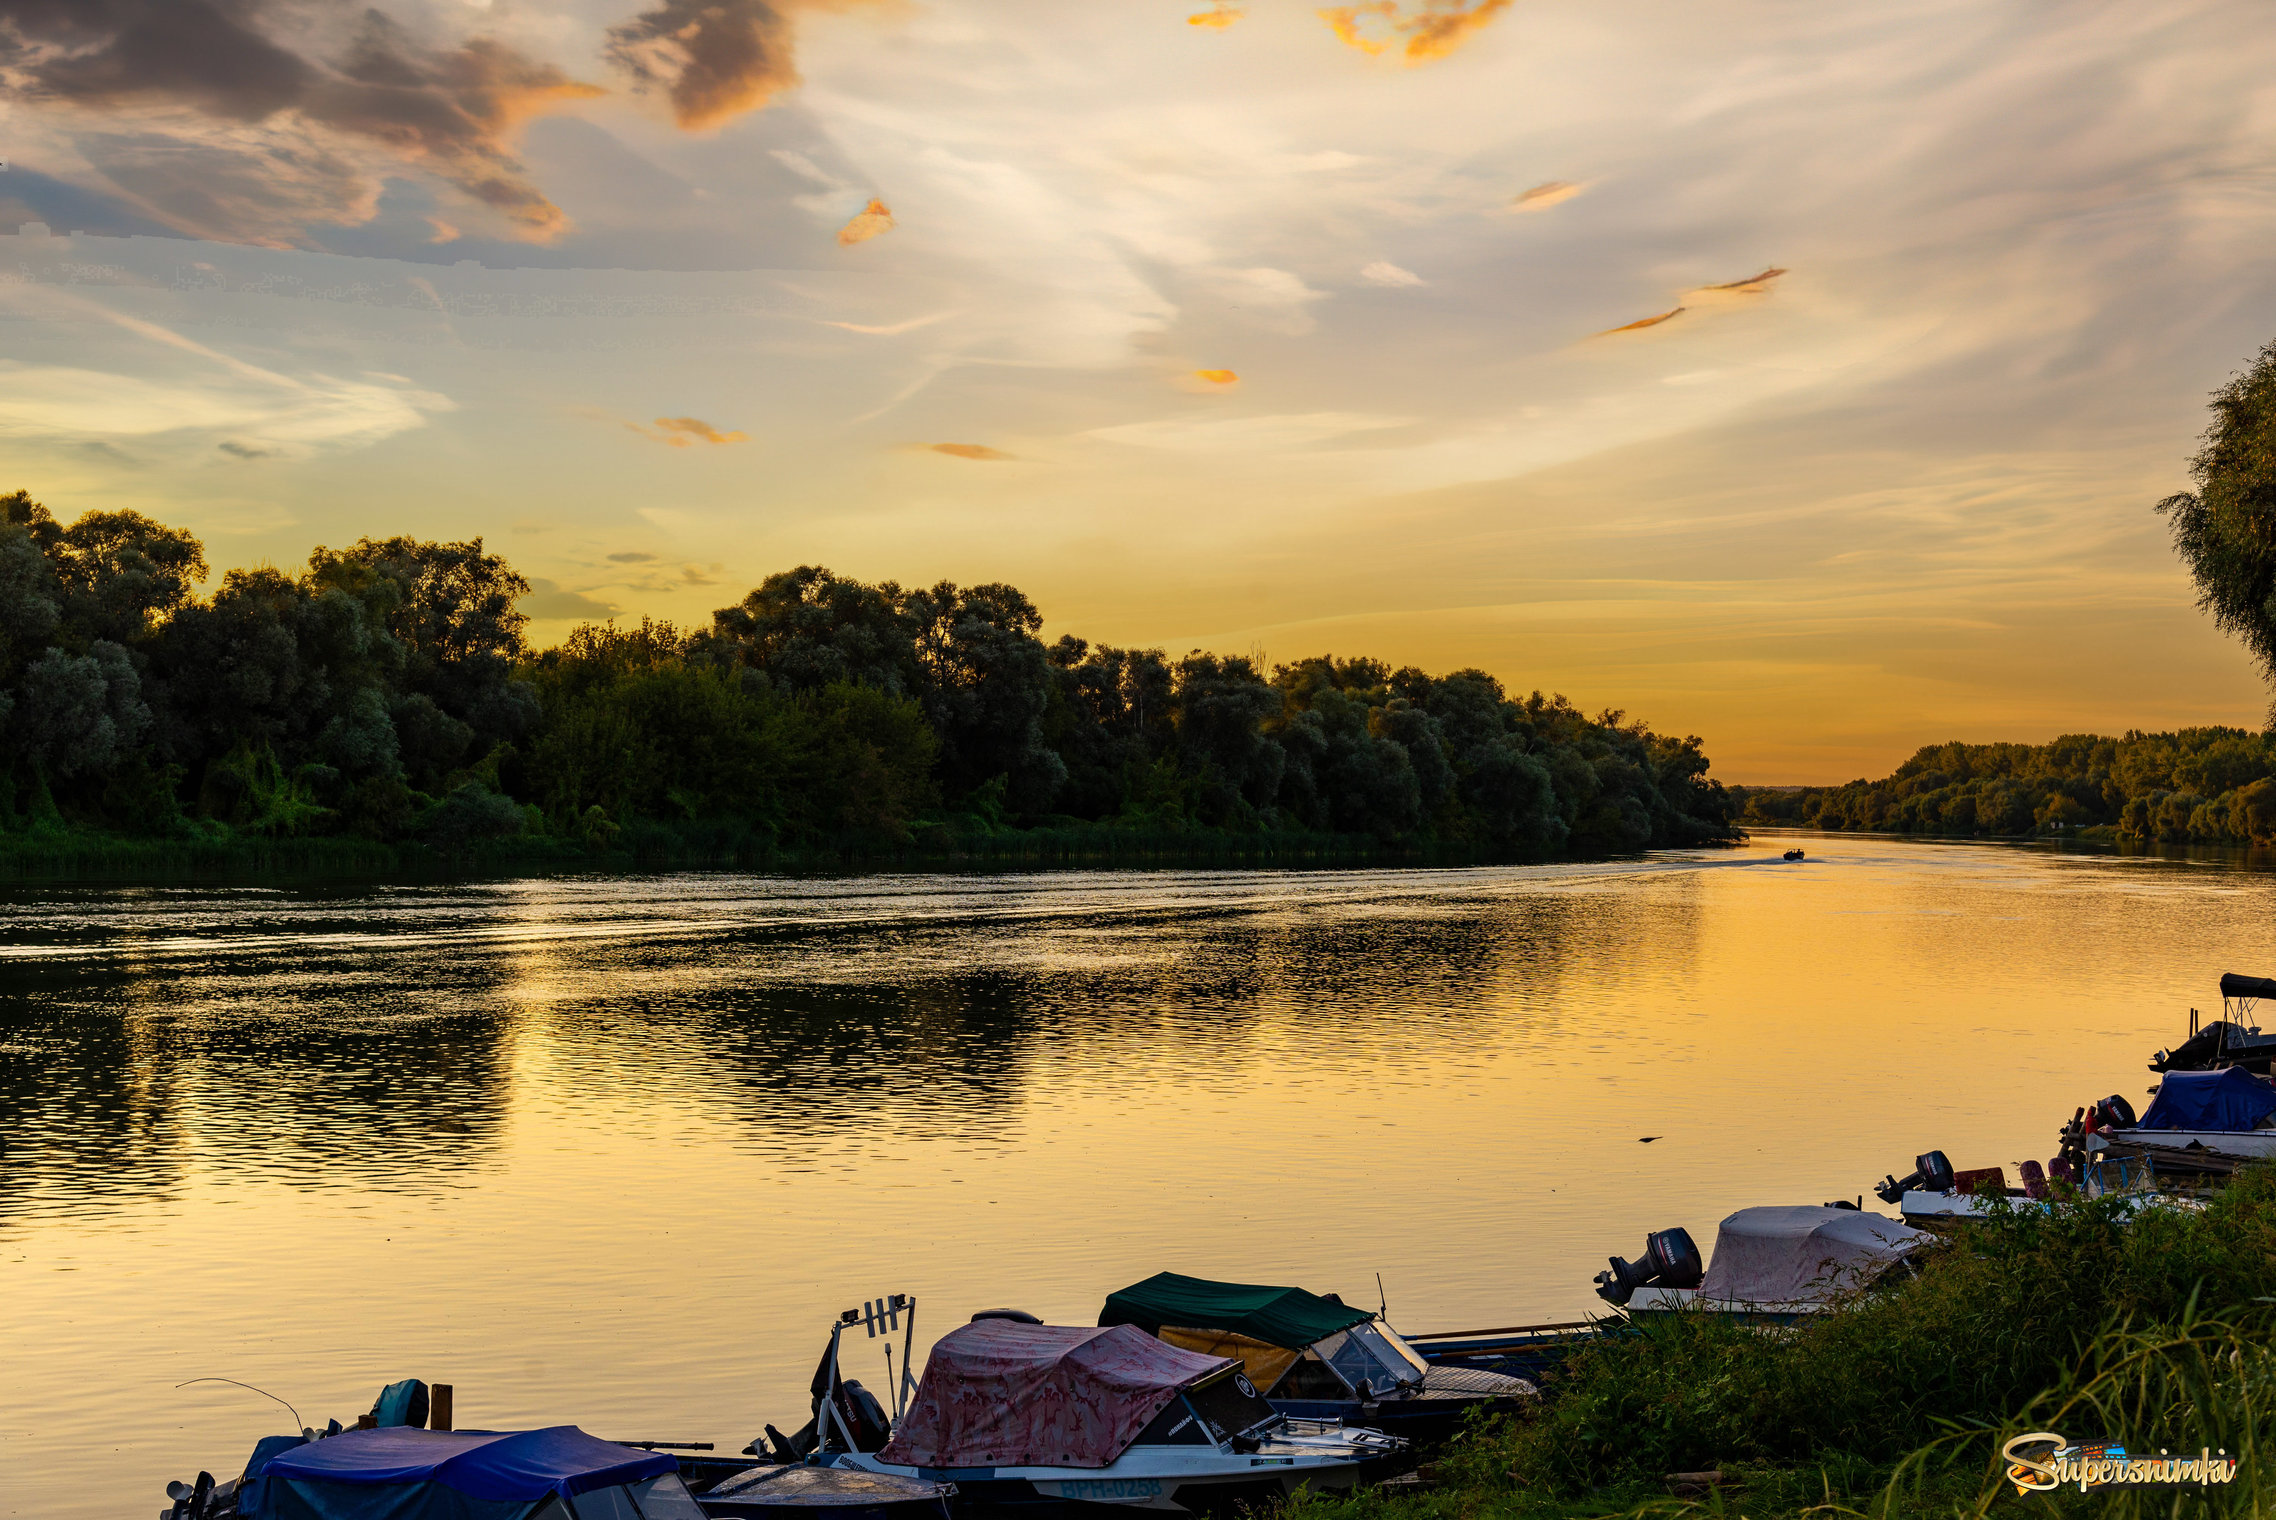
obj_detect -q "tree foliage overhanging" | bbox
[0,491,1737,861]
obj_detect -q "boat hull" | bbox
[2096,1128,2276,1160]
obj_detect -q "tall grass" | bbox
[1289,1170,2276,1520]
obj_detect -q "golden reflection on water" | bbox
[1,840,2265,1516]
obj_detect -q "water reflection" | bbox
[0,865,1692,1224]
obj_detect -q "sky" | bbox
[3,0,2275,781]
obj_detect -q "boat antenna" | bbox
[1376,1273,1388,1320]
[177,1377,304,1432]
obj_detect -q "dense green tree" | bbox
[0,488,1738,859]
[2160,337,2276,700]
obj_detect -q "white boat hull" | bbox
[2094,1129,2276,1160]
[830,1428,1384,1512]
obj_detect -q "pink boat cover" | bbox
[877,1320,1234,1470]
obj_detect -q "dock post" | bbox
[430,1385,454,1432]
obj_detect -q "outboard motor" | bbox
[2096,1094,2137,1130]
[1874,1150,1954,1204]
[1593,1227,1704,1305]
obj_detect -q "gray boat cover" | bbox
[2222,973,2276,1001]
[877,1321,1233,1471]
[1696,1206,1931,1305]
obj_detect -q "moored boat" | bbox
[1097,1272,1536,1447]
[2091,1066,2276,1163]
[802,1306,1399,1514]
[1595,1206,1930,1320]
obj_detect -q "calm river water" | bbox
[3,837,2267,1516]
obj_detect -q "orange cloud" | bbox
[1194,369,1240,386]
[1700,266,1789,292]
[1513,180,1584,212]
[838,198,895,246]
[1189,5,1243,26]
[1598,307,1685,335]
[606,0,794,130]
[926,443,1015,460]
[1319,0,1511,62]
[629,416,750,446]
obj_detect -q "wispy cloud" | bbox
[1512,180,1586,213]
[838,198,896,246]
[1361,261,1425,286]
[1318,0,1512,62]
[625,416,750,447]
[925,442,1015,460]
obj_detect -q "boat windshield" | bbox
[1184,1369,1279,1441]
[1318,1325,1426,1392]
[1369,1323,1435,1379]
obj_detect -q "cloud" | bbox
[1319,0,1512,62]
[1199,266,1327,335]
[1090,412,1412,453]
[521,579,618,619]
[1361,260,1424,286]
[0,356,451,451]
[680,563,722,585]
[607,550,659,562]
[1189,5,1243,27]
[1512,180,1584,212]
[628,415,749,446]
[926,443,1014,460]
[1189,369,1240,388]
[838,197,895,246]
[0,2,601,245]
[821,310,959,335]
[1698,267,1788,293]
[217,440,274,458]
[605,0,791,130]
[1598,306,1686,335]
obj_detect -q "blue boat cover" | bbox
[259,1426,674,1501]
[2138,1068,2276,1132]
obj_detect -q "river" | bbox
[2,836,2264,1516]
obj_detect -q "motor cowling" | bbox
[1874,1149,1954,1204]
[2095,1094,2137,1130]
[1593,1227,1704,1305]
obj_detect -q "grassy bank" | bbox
[1298,1173,2276,1519]
[0,814,1580,881]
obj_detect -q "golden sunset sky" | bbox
[3,0,2272,780]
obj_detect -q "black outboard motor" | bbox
[1593,1227,1704,1305]
[2095,1094,2137,1130]
[1874,1150,1954,1204]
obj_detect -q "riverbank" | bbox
[1300,1170,2276,1519]
[0,815,1730,880]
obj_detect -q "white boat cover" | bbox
[1696,1206,1930,1305]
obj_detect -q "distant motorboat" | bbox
[1782,848,1806,861]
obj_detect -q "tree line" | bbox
[1732,729,2276,844]
[0,490,1737,860]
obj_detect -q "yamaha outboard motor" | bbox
[1874,1150,1954,1204]
[1593,1227,1704,1305]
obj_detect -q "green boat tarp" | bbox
[1098,1272,1373,1350]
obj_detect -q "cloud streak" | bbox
[628,415,750,446]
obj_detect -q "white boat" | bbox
[1616,1206,1931,1320]
[786,1298,1399,1513]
